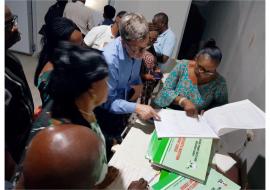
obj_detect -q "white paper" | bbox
[154,100,265,138]
[154,109,218,138]
[106,161,159,189]
[107,126,159,189]
[204,99,265,136]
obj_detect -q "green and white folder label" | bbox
[148,131,213,182]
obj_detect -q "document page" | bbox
[204,99,265,136]
[154,109,218,138]
[107,158,159,189]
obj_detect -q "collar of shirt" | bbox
[116,37,133,61]
[159,28,171,37]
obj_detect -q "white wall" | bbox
[112,0,191,58]
[202,1,265,111]
[201,0,265,176]
[32,0,107,54]
[32,0,55,55]
[85,0,108,26]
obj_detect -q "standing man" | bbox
[5,5,34,178]
[152,12,176,72]
[63,0,94,36]
[83,11,126,50]
[95,13,160,157]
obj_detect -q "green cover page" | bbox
[151,169,241,190]
[149,131,213,182]
[146,130,165,160]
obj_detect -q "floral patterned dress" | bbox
[154,60,228,111]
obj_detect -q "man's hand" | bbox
[128,178,148,190]
[129,84,143,102]
[181,99,198,118]
[135,104,160,121]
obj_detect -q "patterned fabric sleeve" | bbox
[37,71,52,105]
[154,61,185,107]
[213,75,229,107]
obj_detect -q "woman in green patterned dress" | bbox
[25,41,117,188]
[34,17,83,106]
[154,39,228,117]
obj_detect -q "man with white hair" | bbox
[95,13,160,157]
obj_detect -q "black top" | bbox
[39,1,68,35]
[45,2,67,24]
[5,51,34,163]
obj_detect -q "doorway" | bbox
[177,1,210,60]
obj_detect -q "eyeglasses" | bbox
[5,15,18,31]
[125,40,150,55]
[196,64,216,76]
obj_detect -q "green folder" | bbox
[147,130,213,183]
[152,168,241,190]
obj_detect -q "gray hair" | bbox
[119,12,149,41]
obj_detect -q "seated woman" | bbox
[154,39,228,117]
[34,17,82,106]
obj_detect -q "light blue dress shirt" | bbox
[101,37,142,114]
[154,28,176,58]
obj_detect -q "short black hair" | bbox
[153,12,168,25]
[104,5,116,19]
[49,41,108,103]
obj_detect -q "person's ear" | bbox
[88,90,97,102]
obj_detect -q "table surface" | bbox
[106,119,160,189]
[106,119,241,189]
